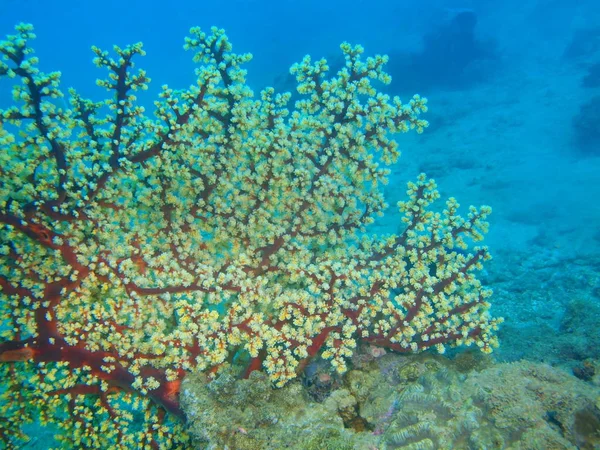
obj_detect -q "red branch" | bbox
[0,337,184,417]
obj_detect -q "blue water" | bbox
[1,0,600,447]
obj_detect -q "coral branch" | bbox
[0,23,500,448]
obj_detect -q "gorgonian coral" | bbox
[0,24,500,448]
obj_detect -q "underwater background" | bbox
[1,0,599,448]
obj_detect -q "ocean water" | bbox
[1,0,599,448]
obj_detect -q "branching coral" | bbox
[0,23,500,448]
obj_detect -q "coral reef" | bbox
[564,27,600,61]
[466,361,600,449]
[181,369,377,449]
[0,23,499,447]
[386,9,497,93]
[489,249,600,366]
[182,353,600,449]
[572,96,600,156]
[582,61,600,88]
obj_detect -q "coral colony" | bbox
[0,24,500,448]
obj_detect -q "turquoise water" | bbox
[1,0,599,448]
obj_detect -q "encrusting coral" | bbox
[0,23,500,448]
[181,353,600,450]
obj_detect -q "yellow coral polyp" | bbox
[0,23,500,449]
